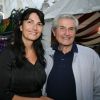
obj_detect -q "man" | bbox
[43,14,100,100]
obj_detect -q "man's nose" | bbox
[65,29,70,35]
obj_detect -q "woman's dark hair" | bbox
[12,8,46,67]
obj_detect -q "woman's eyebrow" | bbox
[28,18,41,23]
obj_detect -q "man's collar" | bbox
[72,42,78,53]
[52,42,78,53]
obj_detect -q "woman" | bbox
[0,8,53,100]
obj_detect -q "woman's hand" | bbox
[12,95,54,100]
[40,96,54,100]
[12,95,34,100]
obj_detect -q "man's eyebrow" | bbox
[58,26,75,28]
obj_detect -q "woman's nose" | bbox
[33,24,37,30]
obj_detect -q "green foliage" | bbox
[0,8,24,35]
[0,22,6,33]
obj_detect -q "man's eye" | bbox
[59,27,65,29]
[69,27,75,31]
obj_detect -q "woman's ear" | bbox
[20,25,22,31]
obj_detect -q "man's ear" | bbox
[52,29,56,36]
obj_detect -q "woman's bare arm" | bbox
[12,95,54,100]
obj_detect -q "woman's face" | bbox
[20,12,43,43]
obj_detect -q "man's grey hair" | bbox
[52,14,79,30]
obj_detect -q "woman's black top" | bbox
[0,48,46,100]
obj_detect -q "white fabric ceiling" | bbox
[0,0,44,19]
[44,0,100,19]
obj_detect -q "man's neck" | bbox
[58,45,73,54]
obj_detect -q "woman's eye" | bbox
[38,23,43,26]
[27,20,31,23]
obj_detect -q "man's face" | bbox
[53,18,76,47]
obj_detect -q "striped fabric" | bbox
[75,11,100,47]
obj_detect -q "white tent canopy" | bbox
[44,0,100,19]
[0,0,44,19]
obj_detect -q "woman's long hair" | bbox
[12,8,46,67]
